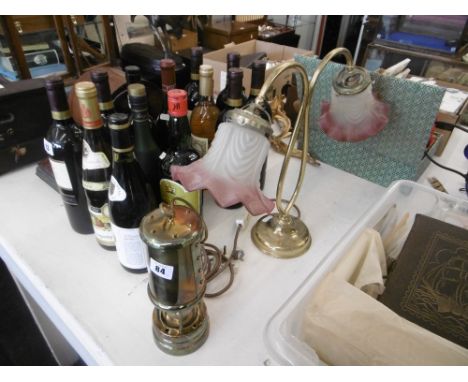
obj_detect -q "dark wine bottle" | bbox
[247,60,267,103]
[154,59,176,152]
[75,81,116,250]
[190,64,219,157]
[185,46,203,113]
[215,51,241,110]
[108,113,151,272]
[246,60,270,192]
[91,70,115,145]
[113,65,163,121]
[128,83,162,205]
[217,68,247,127]
[43,77,93,235]
[160,89,202,213]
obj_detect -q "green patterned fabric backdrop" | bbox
[294,55,445,187]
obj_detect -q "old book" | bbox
[379,213,468,349]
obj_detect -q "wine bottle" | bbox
[91,70,115,145]
[43,77,93,235]
[190,64,219,157]
[108,113,151,272]
[217,68,247,127]
[160,89,202,213]
[154,59,176,152]
[128,83,162,205]
[185,46,203,114]
[215,51,241,110]
[75,81,116,250]
[248,60,267,103]
[113,65,163,121]
[246,60,270,191]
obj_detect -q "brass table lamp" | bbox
[251,47,354,258]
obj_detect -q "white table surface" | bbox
[1,128,466,365]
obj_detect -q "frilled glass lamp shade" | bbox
[171,106,275,216]
[319,66,389,142]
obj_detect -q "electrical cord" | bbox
[203,223,242,298]
[424,150,466,179]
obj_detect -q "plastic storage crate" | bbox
[264,180,468,365]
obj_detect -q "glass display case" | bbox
[376,16,468,55]
[361,16,468,87]
[0,16,116,82]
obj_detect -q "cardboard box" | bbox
[168,29,198,53]
[203,40,313,97]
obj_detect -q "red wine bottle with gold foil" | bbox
[75,81,116,250]
[43,77,93,234]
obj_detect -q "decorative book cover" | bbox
[379,214,468,349]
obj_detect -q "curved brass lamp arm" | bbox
[255,48,352,218]
[251,47,355,259]
[255,61,310,217]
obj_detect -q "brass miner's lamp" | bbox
[249,47,354,258]
[140,202,208,355]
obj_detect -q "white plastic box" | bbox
[264,180,468,365]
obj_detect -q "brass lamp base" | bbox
[152,301,209,356]
[251,213,311,258]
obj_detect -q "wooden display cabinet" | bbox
[0,15,117,83]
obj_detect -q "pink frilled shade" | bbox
[171,113,274,216]
[319,66,390,142]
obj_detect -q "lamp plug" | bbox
[234,208,250,231]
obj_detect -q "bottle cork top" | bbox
[160,59,176,69]
[91,70,108,82]
[128,83,146,97]
[45,76,64,89]
[227,52,240,69]
[199,64,213,77]
[75,81,97,98]
[167,89,188,117]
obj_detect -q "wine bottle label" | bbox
[109,176,127,202]
[89,203,115,246]
[160,179,201,213]
[49,158,73,191]
[191,134,209,157]
[43,138,54,156]
[149,258,174,281]
[83,180,110,192]
[111,224,147,270]
[82,140,110,170]
[160,113,170,121]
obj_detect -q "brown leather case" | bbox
[379,214,468,349]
